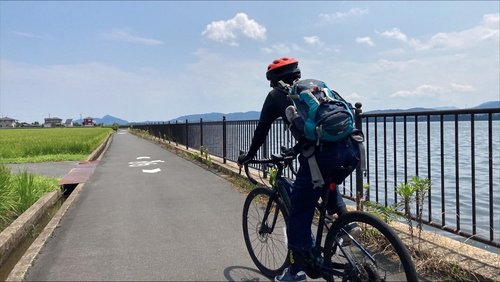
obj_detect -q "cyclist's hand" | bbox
[238,152,253,167]
[280,146,298,157]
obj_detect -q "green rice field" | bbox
[0,127,113,163]
[0,127,112,231]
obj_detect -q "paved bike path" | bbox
[25,130,266,281]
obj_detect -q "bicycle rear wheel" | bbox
[242,187,289,278]
[323,211,418,282]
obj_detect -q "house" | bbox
[64,119,73,127]
[0,117,16,128]
[83,117,94,126]
[44,117,63,127]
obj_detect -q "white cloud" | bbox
[391,84,445,98]
[202,13,266,46]
[376,59,417,71]
[319,8,368,23]
[378,48,406,56]
[9,31,44,39]
[380,28,408,42]
[422,14,499,50]
[391,83,476,98]
[483,13,500,28]
[304,36,322,46]
[346,92,362,101]
[261,43,302,54]
[451,83,475,92]
[263,37,340,55]
[378,28,422,49]
[356,36,374,46]
[287,50,496,111]
[101,29,163,45]
[379,13,499,51]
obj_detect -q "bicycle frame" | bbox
[244,153,338,268]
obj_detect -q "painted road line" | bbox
[142,168,161,173]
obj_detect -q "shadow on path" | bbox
[223,265,270,282]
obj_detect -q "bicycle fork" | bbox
[258,190,283,236]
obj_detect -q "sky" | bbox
[0,1,499,123]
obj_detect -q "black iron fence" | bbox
[132,105,500,248]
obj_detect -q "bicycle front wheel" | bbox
[242,187,289,278]
[323,211,418,282]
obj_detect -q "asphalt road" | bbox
[25,130,268,281]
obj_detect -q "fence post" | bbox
[200,118,203,149]
[222,116,227,163]
[185,119,189,150]
[175,120,178,146]
[161,122,165,141]
[355,102,364,210]
[168,121,171,144]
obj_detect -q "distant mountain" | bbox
[74,115,129,125]
[97,115,129,125]
[137,101,499,124]
[364,106,460,114]
[350,101,500,115]
[475,101,500,109]
[172,111,260,122]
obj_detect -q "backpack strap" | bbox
[350,130,366,173]
[302,146,325,189]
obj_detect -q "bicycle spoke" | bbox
[324,212,417,282]
[243,188,289,278]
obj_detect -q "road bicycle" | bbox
[240,148,418,281]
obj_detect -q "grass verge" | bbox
[0,165,59,232]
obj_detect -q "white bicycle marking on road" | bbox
[129,157,164,174]
[142,168,161,173]
[128,160,165,167]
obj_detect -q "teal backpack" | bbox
[287,79,355,144]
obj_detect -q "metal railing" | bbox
[132,105,500,248]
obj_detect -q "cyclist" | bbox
[238,57,360,282]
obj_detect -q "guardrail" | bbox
[131,105,500,248]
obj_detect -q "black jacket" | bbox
[247,86,293,157]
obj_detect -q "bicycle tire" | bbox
[323,211,418,282]
[242,187,289,278]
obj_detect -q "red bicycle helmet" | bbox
[266,57,301,82]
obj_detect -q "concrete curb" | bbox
[0,132,113,281]
[134,131,500,281]
[0,190,62,268]
[6,183,84,281]
[86,132,113,162]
